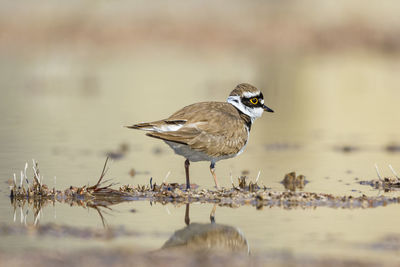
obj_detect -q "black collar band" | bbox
[233,106,252,131]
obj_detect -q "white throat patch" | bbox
[227,95,263,123]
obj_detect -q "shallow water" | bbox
[1,45,400,264]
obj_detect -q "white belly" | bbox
[164,141,242,163]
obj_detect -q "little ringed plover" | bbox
[126,83,274,189]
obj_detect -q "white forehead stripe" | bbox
[242,91,261,98]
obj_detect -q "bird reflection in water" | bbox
[162,204,250,254]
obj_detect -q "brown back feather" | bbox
[145,102,249,157]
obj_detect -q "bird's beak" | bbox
[263,104,274,113]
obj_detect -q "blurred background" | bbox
[1,1,400,264]
[1,0,400,189]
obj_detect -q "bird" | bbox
[126,83,274,189]
[161,204,249,253]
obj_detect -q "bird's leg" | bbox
[210,162,220,189]
[184,159,190,190]
[210,204,217,224]
[184,203,190,226]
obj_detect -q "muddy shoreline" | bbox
[9,161,400,210]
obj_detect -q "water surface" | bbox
[1,47,400,264]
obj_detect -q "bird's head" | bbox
[227,83,274,122]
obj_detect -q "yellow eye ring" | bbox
[250,98,258,105]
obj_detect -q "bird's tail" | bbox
[125,122,154,130]
[125,120,187,132]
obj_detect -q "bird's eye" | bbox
[250,98,258,105]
